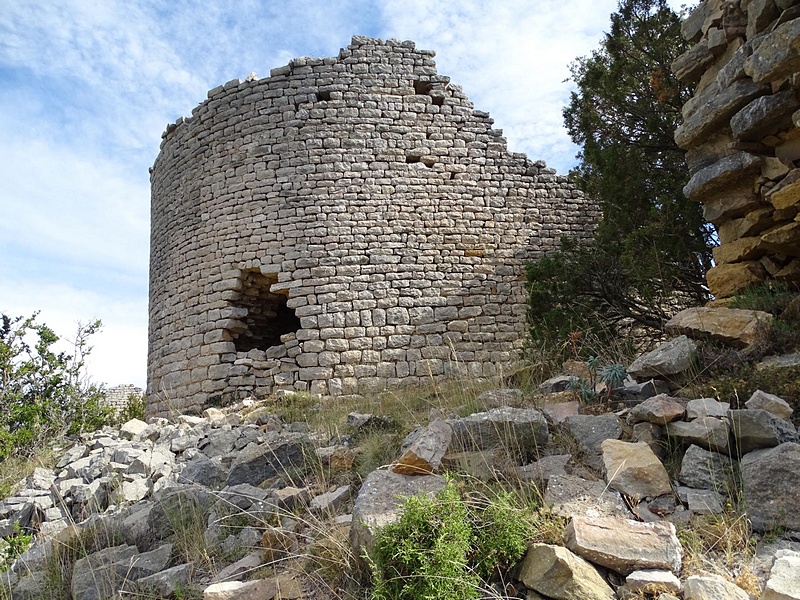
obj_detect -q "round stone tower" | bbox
[147,36,598,416]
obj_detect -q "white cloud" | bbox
[0,280,147,388]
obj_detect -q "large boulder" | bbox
[564,516,682,575]
[515,543,615,600]
[226,433,310,487]
[728,409,798,455]
[665,307,773,348]
[741,443,800,532]
[679,444,736,491]
[627,336,697,382]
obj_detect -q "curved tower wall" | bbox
[148,36,598,416]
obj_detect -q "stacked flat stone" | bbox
[673,0,800,299]
[148,36,598,416]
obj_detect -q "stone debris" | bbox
[761,550,800,600]
[392,418,452,475]
[741,443,800,532]
[628,394,687,425]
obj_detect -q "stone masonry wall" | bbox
[673,0,800,299]
[147,36,599,417]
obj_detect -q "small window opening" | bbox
[406,155,421,164]
[413,80,433,95]
[431,96,444,106]
[231,270,300,352]
[316,90,332,102]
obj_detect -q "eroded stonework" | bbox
[147,36,598,416]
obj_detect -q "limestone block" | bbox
[731,90,799,141]
[728,408,798,454]
[713,236,768,264]
[628,394,686,425]
[678,444,735,490]
[564,516,682,575]
[516,543,615,600]
[746,390,793,421]
[601,439,673,500]
[744,17,800,84]
[672,42,716,82]
[392,418,452,475]
[666,417,731,453]
[761,551,800,600]
[717,207,775,243]
[702,188,765,224]
[627,335,697,381]
[666,306,774,347]
[683,152,763,200]
[675,80,767,150]
[768,170,800,210]
[706,261,768,298]
[761,222,800,256]
[683,574,749,599]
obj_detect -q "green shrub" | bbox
[368,480,533,600]
[0,313,113,460]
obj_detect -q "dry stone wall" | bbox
[148,36,598,417]
[673,0,800,299]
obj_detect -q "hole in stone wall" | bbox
[230,270,300,353]
[406,155,421,164]
[432,96,444,106]
[316,90,332,102]
[413,80,433,95]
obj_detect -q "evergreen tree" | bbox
[528,0,713,345]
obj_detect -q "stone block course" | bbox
[147,36,598,416]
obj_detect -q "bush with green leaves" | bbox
[368,480,533,600]
[527,0,714,349]
[0,312,113,459]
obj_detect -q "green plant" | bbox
[117,392,147,423]
[0,313,113,460]
[568,356,626,404]
[0,522,32,572]
[367,479,534,600]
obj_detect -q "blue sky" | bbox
[0,0,686,389]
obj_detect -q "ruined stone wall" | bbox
[673,0,800,299]
[148,36,599,417]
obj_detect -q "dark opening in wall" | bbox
[413,80,433,95]
[431,96,444,106]
[406,155,421,164]
[316,90,332,102]
[231,270,300,353]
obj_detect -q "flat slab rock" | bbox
[628,394,686,425]
[665,307,774,348]
[762,550,800,600]
[544,474,630,520]
[564,515,682,575]
[447,407,549,455]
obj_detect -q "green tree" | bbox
[528,0,712,345]
[0,313,112,459]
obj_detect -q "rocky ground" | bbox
[1,306,800,600]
